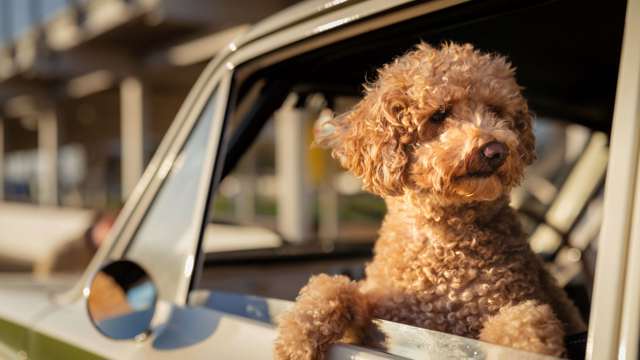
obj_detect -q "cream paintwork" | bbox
[592,0,640,359]
[0,274,77,357]
[0,275,71,326]
[29,301,279,360]
[0,0,637,359]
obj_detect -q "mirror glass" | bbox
[86,260,157,340]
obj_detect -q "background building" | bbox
[0,0,297,273]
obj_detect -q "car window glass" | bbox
[127,87,218,302]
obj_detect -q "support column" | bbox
[235,148,256,223]
[314,109,339,247]
[275,94,311,243]
[38,110,58,205]
[120,76,148,200]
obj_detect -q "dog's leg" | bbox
[274,274,370,360]
[479,300,565,357]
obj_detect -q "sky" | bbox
[1,0,75,46]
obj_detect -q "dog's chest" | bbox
[366,231,543,337]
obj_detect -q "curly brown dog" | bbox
[274,42,585,359]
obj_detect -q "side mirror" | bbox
[85,260,158,340]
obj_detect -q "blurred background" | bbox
[0,0,300,275]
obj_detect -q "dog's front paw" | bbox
[479,300,565,357]
[274,274,369,360]
[274,334,320,360]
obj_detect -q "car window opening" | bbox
[196,0,625,355]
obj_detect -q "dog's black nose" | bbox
[480,141,508,169]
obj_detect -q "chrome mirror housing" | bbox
[86,260,158,340]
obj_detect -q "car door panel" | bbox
[0,277,64,359]
[28,301,137,360]
[29,300,284,359]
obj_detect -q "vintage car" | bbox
[1,0,639,358]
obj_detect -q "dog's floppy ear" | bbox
[515,108,536,165]
[314,92,411,197]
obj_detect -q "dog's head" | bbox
[316,43,535,203]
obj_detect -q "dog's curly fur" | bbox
[274,42,585,359]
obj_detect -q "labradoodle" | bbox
[274,42,585,359]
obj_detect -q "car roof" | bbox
[229,0,422,56]
[240,0,369,45]
[222,0,625,133]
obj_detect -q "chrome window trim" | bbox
[230,0,469,72]
[238,0,367,45]
[587,0,640,359]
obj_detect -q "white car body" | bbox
[1,0,639,359]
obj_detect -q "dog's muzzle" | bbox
[466,141,509,177]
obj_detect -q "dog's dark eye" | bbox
[429,107,450,124]
[487,105,505,117]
